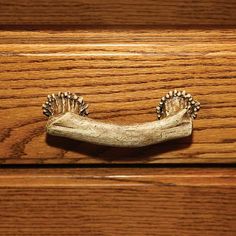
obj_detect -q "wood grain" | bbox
[0,0,236,26]
[0,168,235,236]
[0,28,235,164]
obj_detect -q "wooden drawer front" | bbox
[0,0,235,26]
[0,168,235,236]
[0,29,236,164]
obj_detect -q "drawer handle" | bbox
[42,90,200,147]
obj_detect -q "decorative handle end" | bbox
[42,91,88,118]
[156,90,200,120]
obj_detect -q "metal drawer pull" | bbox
[42,90,200,147]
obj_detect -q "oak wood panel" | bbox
[0,29,235,164]
[0,28,236,44]
[0,168,235,236]
[0,0,236,26]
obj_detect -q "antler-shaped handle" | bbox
[42,90,200,148]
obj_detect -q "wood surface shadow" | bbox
[46,134,193,163]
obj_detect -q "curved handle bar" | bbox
[42,90,200,148]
